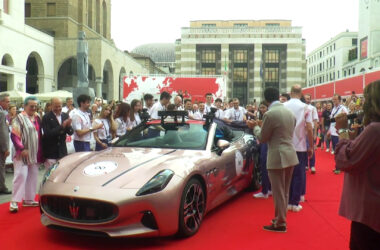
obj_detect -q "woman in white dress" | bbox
[92,105,116,151]
[114,102,132,137]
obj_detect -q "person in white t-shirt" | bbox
[148,91,171,137]
[184,99,195,119]
[174,95,184,111]
[193,102,205,120]
[328,94,348,174]
[305,94,319,174]
[72,95,103,152]
[143,93,154,114]
[204,93,215,114]
[62,97,74,114]
[93,104,116,151]
[114,102,132,137]
[284,85,313,212]
[214,98,224,119]
[130,99,142,129]
[149,91,171,119]
[224,98,246,122]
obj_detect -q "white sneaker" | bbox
[331,150,335,155]
[268,190,273,196]
[287,205,293,211]
[300,195,305,202]
[292,205,303,212]
[311,167,316,174]
[9,202,18,213]
[326,149,330,152]
[253,192,268,199]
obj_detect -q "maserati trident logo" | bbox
[69,200,79,219]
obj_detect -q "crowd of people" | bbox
[0,81,378,247]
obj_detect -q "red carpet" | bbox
[0,150,350,250]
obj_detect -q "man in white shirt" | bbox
[328,94,348,174]
[204,93,215,114]
[148,91,171,137]
[62,97,74,114]
[214,98,224,119]
[305,94,319,174]
[174,95,183,111]
[224,98,246,122]
[193,102,205,120]
[284,85,313,212]
[72,95,102,152]
[143,93,154,114]
[184,99,194,119]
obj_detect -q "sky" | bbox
[111,0,359,55]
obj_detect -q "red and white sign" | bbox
[123,76,226,103]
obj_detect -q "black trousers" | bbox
[350,221,380,250]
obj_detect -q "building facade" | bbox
[175,20,306,104]
[307,32,358,86]
[306,0,380,87]
[0,0,54,93]
[25,0,148,100]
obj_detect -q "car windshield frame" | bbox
[113,119,210,151]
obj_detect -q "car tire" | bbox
[247,154,261,192]
[177,178,206,237]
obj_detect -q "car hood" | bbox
[49,147,204,189]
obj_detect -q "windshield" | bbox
[114,123,209,150]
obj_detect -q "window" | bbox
[266,23,280,26]
[265,50,279,63]
[233,67,248,82]
[201,50,216,63]
[25,3,31,17]
[352,39,358,46]
[353,68,355,74]
[264,68,279,82]
[234,23,248,28]
[3,0,9,14]
[233,50,248,63]
[202,24,216,28]
[201,68,216,75]
[47,3,56,17]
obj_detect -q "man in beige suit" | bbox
[247,87,298,232]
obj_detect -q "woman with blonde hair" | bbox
[92,104,117,151]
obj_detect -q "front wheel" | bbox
[177,178,206,237]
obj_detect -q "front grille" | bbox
[41,196,118,224]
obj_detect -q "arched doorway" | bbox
[102,60,113,100]
[0,54,14,92]
[119,67,126,101]
[58,57,96,91]
[26,52,44,94]
[102,1,107,38]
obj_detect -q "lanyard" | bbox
[100,119,109,137]
[331,105,341,118]
[234,109,240,120]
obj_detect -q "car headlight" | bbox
[42,162,59,185]
[136,169,174,196]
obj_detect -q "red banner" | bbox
[365,71,380,86]
[335,75,363,95]
[315,83,334,99]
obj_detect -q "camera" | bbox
[330,111,363,123]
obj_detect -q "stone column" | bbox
[96,77,103,98]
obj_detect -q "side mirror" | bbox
[217,140,230,150]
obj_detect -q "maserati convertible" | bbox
[39,111,260,237]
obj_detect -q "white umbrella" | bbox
[34,90,73,102]
[0,89,31,103]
